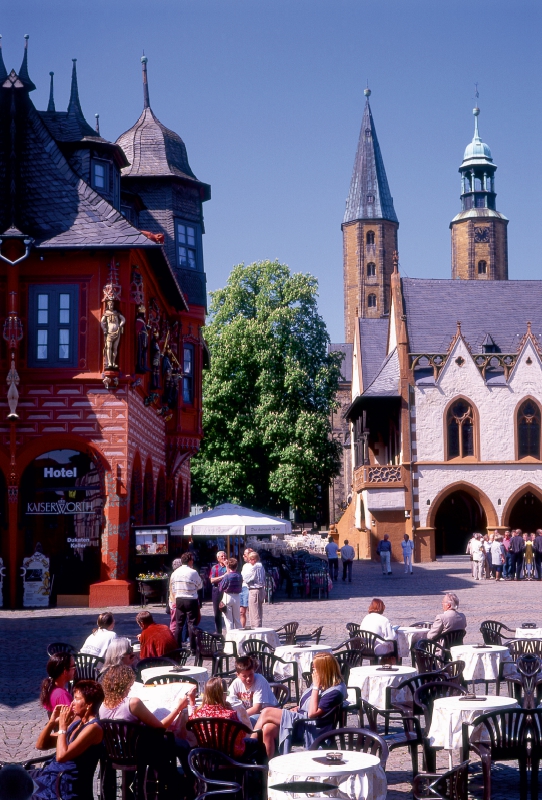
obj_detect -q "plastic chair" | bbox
[413,640,449,673]
[358,698,422,778]
[100,720,171,800]
[413,760,469,800]
[346,622,362,638]
[356,629,399,665]
[274,622,298,645]
[480,620,515,646]
[186,717,265,763]
[47,642,76,657]
[386,671,449,718]
[435,629,466,650]
[74,653,104,682]
[243,639,275,657]
[134,656,178,683]
[333,648,363,685]
[211,652,237,683]
[144,673,199,687]
[194,628,226,667]
[295,626,324,645]
[256,652,299,703]
[269,683,289,708]
[505,654,542,708]
[188,747,267,800]
[309,726,389,768]
[413,681,467,771]
[166,647,190,666]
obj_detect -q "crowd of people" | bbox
[466,529,542,581]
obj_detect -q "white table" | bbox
[396,626,430,660]
[428,694,518,752]
[268,750,386,800]
[348,665,416,709]
[515,627,542,639]
[129,680,195,721]
[224,626,280,656]
[449,644,511,686]
[140,665,209,692]
[273,644,333,682]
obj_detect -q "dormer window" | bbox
[91,159,108,191]
[176,221,198,270]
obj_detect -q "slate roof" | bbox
[358,318,389,390]
[402,278,542,354]
[343,97,398,225]
[329,343,353,382]
[362,347,399,397]
[0,70,158,250]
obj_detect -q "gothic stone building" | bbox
[332,89,542,563]
[0,41,208,607]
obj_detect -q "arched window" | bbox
[478,260,487,275]
[447,399,475,459]
[367,262,376,277]
[366,231,375,246]
[367,294,377,309]
[518,400,541,459]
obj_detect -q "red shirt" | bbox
[139,623,178,659]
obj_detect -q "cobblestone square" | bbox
[0,555,535,797]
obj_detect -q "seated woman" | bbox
[80,611,117,657]
[254,652,346,758]
[40,653,76,716]
[32,680,104,800]
[360,597,397,656]
[99,664,191,774]
[98,637,138,680]
[187,676,252,757]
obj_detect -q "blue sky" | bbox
[2,1,541,342]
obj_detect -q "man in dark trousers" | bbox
[533,529,542,580]
[508,529,526,581]
[209,550,227,634]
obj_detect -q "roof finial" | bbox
[473,82,481,140]
[364,80,371,99]
[19,34,36,91]
[141,53,150,109]
[68,58,83,116]
[393,250,399,273]
[47,71,55,112]
[95,113,100,134]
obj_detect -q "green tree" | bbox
[191,260,343,517]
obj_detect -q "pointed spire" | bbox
[19,34,36,91]
[141,54,150,109]
[47,71,55,112]
[344,87,398,224]
[0,36,7,82]
[68,58,83,116]
[95,113,100,134]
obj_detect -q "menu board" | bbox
[135,528,168,556]
[21,551,51,607]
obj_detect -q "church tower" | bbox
[450,107,508,280]
[342,88,398,342]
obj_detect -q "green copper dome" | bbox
[462,107,493,165]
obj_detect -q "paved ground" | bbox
[0,554,535,797]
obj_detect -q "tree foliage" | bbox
[191,260,343,516]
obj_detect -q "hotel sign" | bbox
[26,498,95,515]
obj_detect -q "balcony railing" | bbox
[354,464,404,492]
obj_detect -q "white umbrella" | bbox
[170,503,292,538]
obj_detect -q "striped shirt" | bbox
[245,562,266,590]
[170,565,203,600]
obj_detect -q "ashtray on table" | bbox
[376,666,398,671]
[459,695,487,701]
[522,623,537,629]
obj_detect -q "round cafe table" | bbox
[348,665,416,709]
[427,694,518,754]
[449,644,511,689]
[224,626,280,656]
[515,627,542,639]
[273,644,333,683]
[396,626,430,661]
[140,665,209,692]
[268,749,386,800]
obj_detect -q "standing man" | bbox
[340,540,355,583]
[245,551,266,628]
[508,529,526,581]
[240,548,254,629]
[376,534,392,576]
[209,550,227,634]
[401,534,414,574]
[533,529,542,581]
[470,533,484,581]
[325,536,339,582]
[502,531,512,580]
[170,552,203,653]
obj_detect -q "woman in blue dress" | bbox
[31,680,104,800]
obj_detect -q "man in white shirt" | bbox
[325,537,339,581]
[401,534,415,574]
[227,655,277,723]
[245,551,266,628]
[240,548,254,629]
[170,552,203,653]
[340,540,355,583]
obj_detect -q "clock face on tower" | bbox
[474,227,490,243]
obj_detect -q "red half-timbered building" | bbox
[0,41,209,608]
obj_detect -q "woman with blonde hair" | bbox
[253,652,346,757]
[187,676,252,756]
